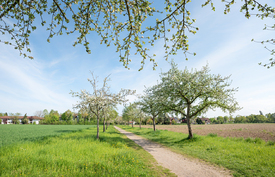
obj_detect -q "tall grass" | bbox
[0,126,175,177]
[119,126,275,177]
[0,125,94,148]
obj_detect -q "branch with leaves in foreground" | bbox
[0,0,274,69]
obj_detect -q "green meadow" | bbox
[0,125,93,148]
[0,125,175,177]
[119,126,275,177]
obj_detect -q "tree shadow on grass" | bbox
[54,128,144,151]
[55,130,75,133]
[120,127,202,148]
[158,135,202,148]
[20,129,86,145]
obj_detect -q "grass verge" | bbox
[0,126,175,177]
[119,126,275,177]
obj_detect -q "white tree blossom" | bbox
[70,72,135,139]
[153,61,241,138]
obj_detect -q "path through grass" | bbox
[119,126,275,177]
[0,126,175,177]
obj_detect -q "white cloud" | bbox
[1,1,275,118]
[0,45,77,115]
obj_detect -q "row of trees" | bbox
[120,112,275,126]
[208,112,275,124]
[70,72,135,139]
[121,61,241,139]
[233,113,275,124]
[35,108,119,126]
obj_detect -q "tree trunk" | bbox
[106,121,108,130]
[139,117,141,129]
[103,110,106,132]
[186,105,193,139]
[96,115,99,139]
[103,117,106,132]
[132,118,133,128]
[153,116,156,131]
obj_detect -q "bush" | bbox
[147,119,153,125]
[171,120,176,125]
[207,133,218,137]
[245,137,264,144]
[12,118,20,124]
[196,118,203,124]
[267,141,275,146]
[22,117,29,124]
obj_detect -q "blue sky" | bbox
[0,1,274,117]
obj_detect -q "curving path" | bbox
[114,126,232,177]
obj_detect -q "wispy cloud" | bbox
[0,44,76,115]
[1,1,275,117]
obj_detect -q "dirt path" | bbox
[114,126,232,177]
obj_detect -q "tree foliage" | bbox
[61,109,73,122]
[71,72,135,139]
[1,0,274,68]
[153,61,241,138]
[42,109,59,124]
[104,106,119,129]
[138,86,165,131]
[122,103,143,128]
[102,106,118,131]
[266,112,275,123]
[234,114,268,123]
[196,118,203,124]
[9,113,21,124]
[22,113,28,124]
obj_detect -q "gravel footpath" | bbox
[114,126,232,177]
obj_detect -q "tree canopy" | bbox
[70,72,135,139]
[152,61,241,138]
[1,0,274,69]
[122,103,142,127]
[138,86,166,131]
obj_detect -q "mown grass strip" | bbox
[119,126,275,177]
[0,126,175,177]
[0,125,94,148]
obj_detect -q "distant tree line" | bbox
[35,108,119,125]
[208,112,275,124]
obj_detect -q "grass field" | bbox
[0,125,175,177]
[0,125,93,148]
[120,125,275,177]
[135,124,275,141]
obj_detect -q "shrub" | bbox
[196,118,203,124]
[171,120,176,125]
[267,141,275,146]
[245,137,264,144]
[12,118,20,124]
[147,119,153,125]
[22,116,29,124]
[207,133,218,137]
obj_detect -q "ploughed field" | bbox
[135,124,275,141]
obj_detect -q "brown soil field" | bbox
[134,124,275,142]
